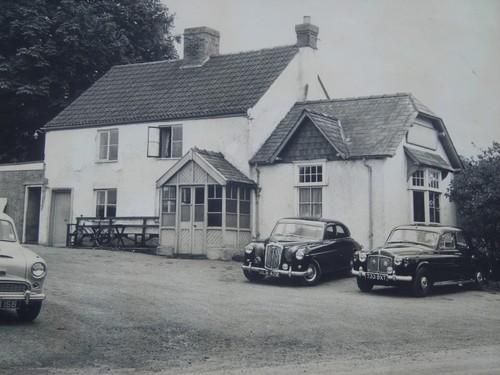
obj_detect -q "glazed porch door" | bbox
[178,186,206,255]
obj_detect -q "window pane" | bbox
[226,199,237,213]
[240,215,250,228]
[172,126,182,141]
[172,142,182,157]
[299,188,310,202]
[162,213,175,226]
[99,145,108,160]
[208,213,222,227]
[299,204,309,217]
[109,129,118,144]
[413,191,425,222]
[226,213,237,228]
[109,145,118,161]
[107,189,117,204]
[181,205,190,221]
[195,187,204,204]
[311,188,322,203]
[106,206,116,218]
[97,191,106,204]
[96,206,105,218]
[195,205,204,222]
[208,199,222,212]
[240,201,250,215]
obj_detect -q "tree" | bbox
[0,0,180,162]
[447,142,500,264]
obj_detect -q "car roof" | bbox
[279,217,347,226]
[393,223,462,232]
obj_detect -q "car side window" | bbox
[455,232,469,251]
[336,225,347,238]
[438,232,456,250]
[325,226,336,240]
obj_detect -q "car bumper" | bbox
[0,290,46,304]
[242,264,308,277]
[351,269,413,282]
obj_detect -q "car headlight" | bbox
[245,244,254,254]
[394,256,402,266]
[359,252,367,262]
[295,248,305,260]
[31,262,47,279]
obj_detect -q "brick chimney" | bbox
[295,16,319,49]
[183,26,220,66]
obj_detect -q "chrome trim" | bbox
[352,269,412,282]
[265,243,283,270]
[242,264,308,277]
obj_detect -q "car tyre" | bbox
[473,267,486,290]
[412,267,433,297]
[357,277,374,293]
[17,301,42,322]
[243,269,266,282]
[300,260,321,286]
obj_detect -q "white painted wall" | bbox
[248,47,328,156]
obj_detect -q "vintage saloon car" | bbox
[352,224,488,297]
[242,217,362,286]
[0,212,47,321]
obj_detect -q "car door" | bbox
[317,225,342,272]
[435,232,461,281]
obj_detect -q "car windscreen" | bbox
[387,228,438,248]
[0,220,17,242]
[271,221,323,241]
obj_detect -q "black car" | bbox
[242,217,362,286]
[352,224,489,297]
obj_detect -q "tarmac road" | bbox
[1,245,499,374]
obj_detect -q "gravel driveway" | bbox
[1,245,499,374]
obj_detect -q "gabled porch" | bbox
[156,148,256,259]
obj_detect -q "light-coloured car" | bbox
[0,212,47,321]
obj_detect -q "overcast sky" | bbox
[164,0,500,158]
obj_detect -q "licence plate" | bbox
[0,300,20,309]
[269,271,280,277]
[365,273,388,282]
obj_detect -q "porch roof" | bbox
[404,146,455,180]
[156,148,256,187]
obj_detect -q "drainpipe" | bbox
[363,158,373,249]
[254,164,261,240]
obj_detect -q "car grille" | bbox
[367,255,392,273]
[0,282,28,293]
[265,244,283,270]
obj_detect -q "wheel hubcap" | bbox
[307,266,316,279]
[476,272,483,283]
[421,276,428,289]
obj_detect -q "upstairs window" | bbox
[148,125,183,158]
[95,189,117,218]
[98,129,118,161]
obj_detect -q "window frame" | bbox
[295,162,326,218]
[410,168,442,224]
[95,189,117,218]
[148,125,183,159]
[97,128,119,162]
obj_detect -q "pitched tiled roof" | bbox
[195,149,256,185]
[44,45,299,129]
[251,93,434,164]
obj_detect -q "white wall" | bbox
[248,47,328,157]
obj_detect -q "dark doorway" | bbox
[25,186,41,243]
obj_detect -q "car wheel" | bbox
[17,301,42,322]
[357,277,374,292]
[473,267,486,290]
[412,267,433,297]
[300,260,321,286]
[243,269,266,282]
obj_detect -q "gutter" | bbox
[363,158,374,249]
[253,164,261,240]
